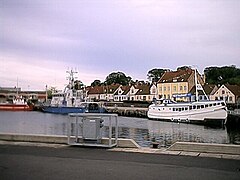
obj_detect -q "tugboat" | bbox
[42,69,106,115]
[147,68,228,125]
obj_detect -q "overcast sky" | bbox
[1,0,240,90]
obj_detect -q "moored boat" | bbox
[147,99,227,125]
[147,68,228,125]
[0,96,33,111]
[42,69,106,114]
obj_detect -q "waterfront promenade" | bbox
[1,142,240,180]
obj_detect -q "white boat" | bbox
[147,69,228,125]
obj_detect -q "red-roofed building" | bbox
[157,69,204,101]
[87,84,119,101]
[211,84,240,104]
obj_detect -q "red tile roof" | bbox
[158,69,194,83]
[87,84,119,95]
[225,84,240,96]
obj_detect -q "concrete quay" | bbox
[106,106,148,117]
[0,133,240,160]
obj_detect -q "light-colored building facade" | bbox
[87,84,119,101]
[114,85,130,102]
[211,84,240,104]
[157,69,204,101]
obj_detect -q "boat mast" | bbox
[194,68,199,102]
[194,68,209,101]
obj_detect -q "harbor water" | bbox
[0,111,239,147]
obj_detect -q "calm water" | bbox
[0,111,239,147]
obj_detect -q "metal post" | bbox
[75,116,78,143]
[67,116,71,144]
[115,115,118,146]
[109,116,112,146]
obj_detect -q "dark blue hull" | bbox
[42,106,107,115]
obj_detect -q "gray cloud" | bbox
[1,0,240,89]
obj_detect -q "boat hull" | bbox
[147,102,228,125]
[42,106,107,115]
[0,104,33,111]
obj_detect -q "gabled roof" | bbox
[114,85,131,95]
[225,84,240,96]
[87,84,120,95]
[158,69,194,83]
[189,84,216,95]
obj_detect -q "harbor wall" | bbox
[106,106,148,118]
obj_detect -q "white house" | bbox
[211,84,240,104]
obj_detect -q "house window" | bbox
[173,86,176,91]
[152,88,156,94]
[184,86,187,91]
[222,90,225,94]
[180,86,183,91]
[229,96,233,102]
[164,87,166,91]
[168,86,170,91]
[131,89,134,94]
[143,96,146,101]
[159,87,162,91]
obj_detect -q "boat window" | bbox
[185,107,188,111]
[179,108,181,111]
[217,103,220,105]
[201,105,204,108]
[213,103,216,106]
[205,104,209,108]
[221,102,225,106]
[197,105,200,109]
[158,108,161,111]
[209,104,212,107]
[182,107,184,111]
[189,106,192,110]
[193,106,196,109]
[169,108,171,110]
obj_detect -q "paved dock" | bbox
[1,142,240,180]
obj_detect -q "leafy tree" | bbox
[177,66,191,71]
[74,80,84,90]
[104,72,132,85]
[204,65,240,85]
[91,80,102,87]
[147,68,169,83]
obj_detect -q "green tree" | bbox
[177,66,191,71]
[147,68,169,83]
[74,80,84,90]
[204,65,240,85]
[104,72,132,85]
[91,80,102,87]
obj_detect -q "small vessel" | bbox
[0,96,33,111]
[42,101,106,114]
[147,68,228,125]
[42,69,106,114]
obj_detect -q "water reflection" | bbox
[0,111,239,147]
